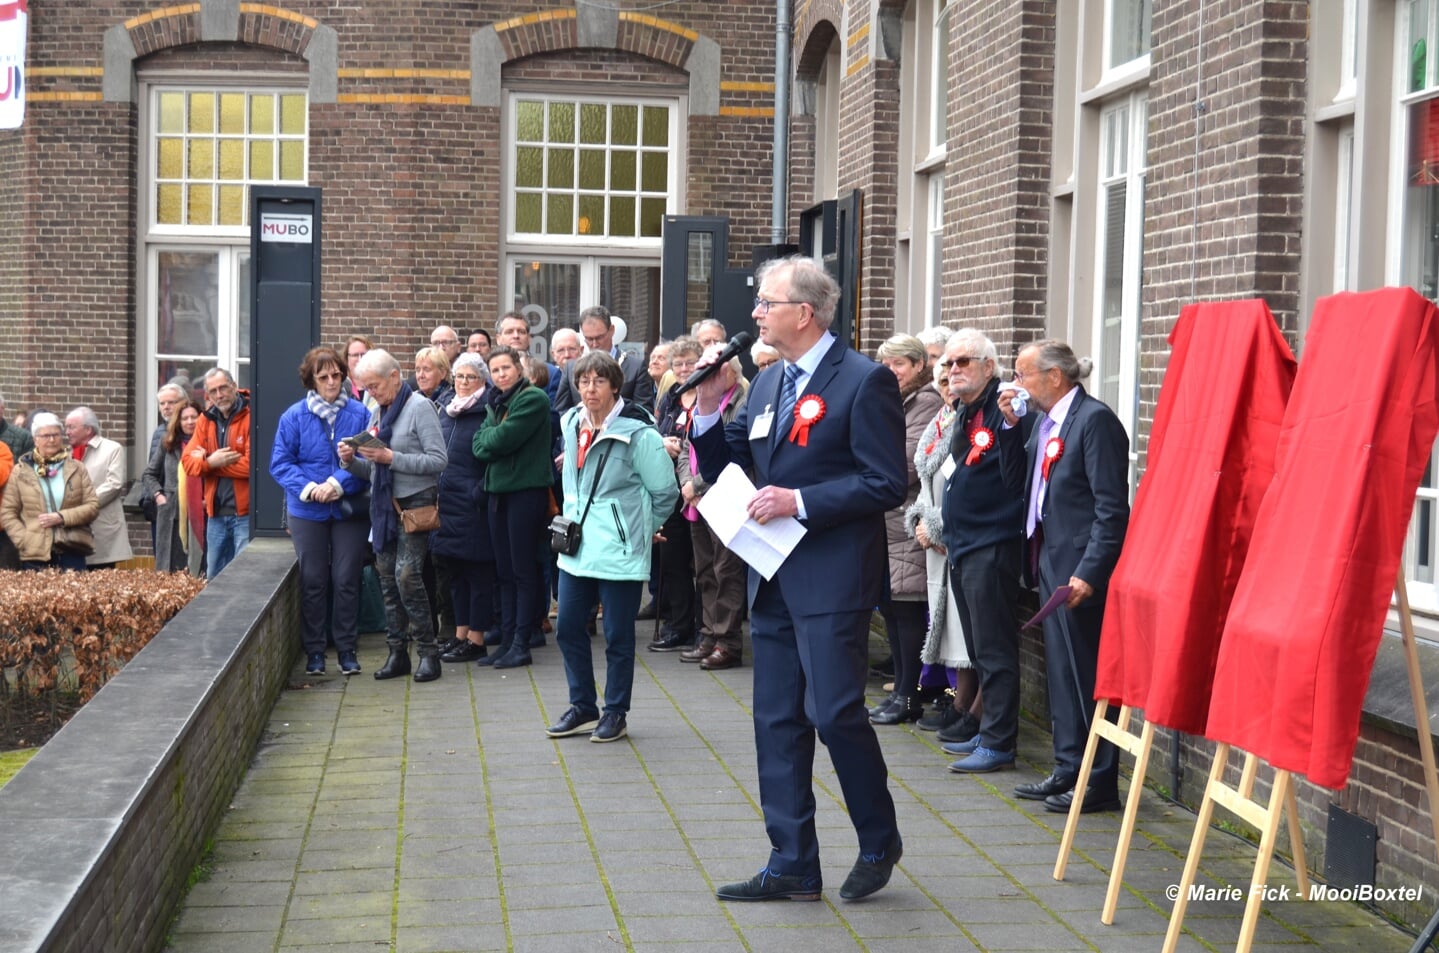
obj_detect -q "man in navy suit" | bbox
[690,255,907,902]
[1005,339,1129,814]
[554,306,656,412]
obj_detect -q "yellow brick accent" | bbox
[27,92,106,102]
[720,81,774,93]
[337,69,471,80]
[239,4,319,29]
[27,67,104,77]
[336,93,470,106]
[845,54,870,78]
[847,23,870,47]
[125,3,201,30]
[719,106,774,118]
[618,12,698,42]
[495,9,577,32]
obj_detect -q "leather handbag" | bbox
[393,491,440,534]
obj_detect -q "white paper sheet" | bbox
[695,463,807,580]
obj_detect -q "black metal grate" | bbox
[1325,803,1377,889]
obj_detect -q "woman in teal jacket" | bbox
[545,351,679,743]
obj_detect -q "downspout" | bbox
[772,0,792,244]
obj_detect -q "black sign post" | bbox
[249,186,322,537]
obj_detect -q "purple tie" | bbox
[1026,415,1054,539]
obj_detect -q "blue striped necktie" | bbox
[777,363,803,430]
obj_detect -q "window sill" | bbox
[1363,621,1439,746]
[1079,56,1151,107]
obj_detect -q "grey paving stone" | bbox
[165,929,280,953]
[285,890,393,920]
[280,914,393,947]
[393,923,508,952]
[395,896,504,927]
[169,903,286,936]
[181,879,295,908]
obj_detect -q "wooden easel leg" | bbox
[1235,769,1293,953]
[1283,783,1310,895]
[1102,718,1155,924]
[1162,742,1230,953]
[1395,573,1439,855]
[1054,698,1107,881]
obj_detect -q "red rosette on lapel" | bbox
[1042,436,1064,480]
[965,427,994,465]
[787,394,826,446]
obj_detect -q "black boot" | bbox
[374,645,411,680]
[413,654,442,682]
[493,643,533,669]
[871,695,923,725]
[868,692,899,718]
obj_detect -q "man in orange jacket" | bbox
[182,368,251,578]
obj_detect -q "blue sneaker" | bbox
[305,651,326,676]
[941,734,982,755]
[949,746,1016,773]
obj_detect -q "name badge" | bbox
[751,407,774,440]
[940,455,957,480]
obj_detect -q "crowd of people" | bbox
[0,254,1131,903]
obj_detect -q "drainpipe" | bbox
[772,0,792,245]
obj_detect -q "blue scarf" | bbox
[369,381,413,553]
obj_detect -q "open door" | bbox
[660,215,757,342]
[800,188,863,347]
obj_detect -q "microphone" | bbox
[672,332,755,396]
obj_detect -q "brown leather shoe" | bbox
[700,647,742,670]
[680,637,716,663]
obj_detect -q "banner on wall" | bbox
[0,0,27,131]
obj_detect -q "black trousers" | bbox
[656,507,695,633]
[950,539,1021,753]
[489,486,549,652]
[289,516,370,655]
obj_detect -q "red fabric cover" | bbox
[1206,288,1439,789]
[1095,299,1295,733]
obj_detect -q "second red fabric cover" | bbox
[1095,299,1296,733]
[1205,288,1439,789]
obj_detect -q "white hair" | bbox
[355,348,401,379]
[30,412,62,435]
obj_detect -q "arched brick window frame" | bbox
[101,0,337,103]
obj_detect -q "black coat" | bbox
[429,400,493,561]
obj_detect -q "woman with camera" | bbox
[545,351,678,743]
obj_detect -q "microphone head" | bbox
[729,331,755,352]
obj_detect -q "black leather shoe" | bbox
[867,692,898,718]
[441,641,486,663]
[493,645,533,669]
[839,837,903,900]
[545,706,600,738]
[635,600,658,620]
[1015,771,1077,801]
[1044,785,1122,814]
[870,696,923,725]
[716,868,821,902]
[647,626,693,652]
[436,637,462,656]
[590,711,627,743]
[917,701,960,732]
[373,646,411,680]
[412,654,442,682]
[936,711,981,744]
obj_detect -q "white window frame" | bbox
[926,0,953,163]
[1335,123,1356,291]
[503,91,682,251]
[1092,91,1147,489]
[1103,0,1152,75]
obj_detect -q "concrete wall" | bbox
[0,540,299,953]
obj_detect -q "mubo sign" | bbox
[259,212,313,243]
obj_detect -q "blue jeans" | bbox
[555,570,642,716]
[206,513,250,578]
[375,528,436,654]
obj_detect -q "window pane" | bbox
[515,193,542,233]
[548,101,575,143]
[580,103,606,145]
[218,139,244,180]
[546,193,573,234]
[516,146,543,188]
[157,184,183,225]
[1413,0,1432,93]
[516,100,544,141]
[157,138,183,179]
[280,94,306,135]
[642,106,668,147]
[218,185,245,226]
[610,196,635,237]
[187,139,214,179]
[279,140,304,180]
[578,195,604,236]
[159,92,185,134]
[250,95,274,135]
[237,253,252,360]
[158,360,217,400]
[611,151,636,191]
[511,260,581,361]
[188,93,215,133]
[157,251,220,356]
[249,140,273,180]
[1109,0,1152,68]
[219,93,245,134]
[579,149,606,190]
[1099,183,1127,409]
[641,151,667,192]
[599,263,661,347]
[547,147,574,189]
[612,104,638,145]
[1404,98,1439,298]
[188,184,214,226]
[640,197,666,237]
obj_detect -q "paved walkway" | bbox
[165,630,1416,953]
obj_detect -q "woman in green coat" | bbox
[544,351,678,743]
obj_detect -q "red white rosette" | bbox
[787,394,826,446]
[965,427,995,466]
[1042,436,1063,480]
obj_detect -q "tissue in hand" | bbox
[1002,384,1030,418]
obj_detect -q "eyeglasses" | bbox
[941,356,982,370]
[206,383,235,396]
[34,431,64,440]
[314,371,343,382]
[453,372,483,381]
[577,377,611,390]
[431,339,457,348]
[754,296,805,314]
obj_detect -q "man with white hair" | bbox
[150,382,187,460]
[65,406,133,570]
[429,325,463,365]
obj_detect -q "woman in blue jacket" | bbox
[545,352,679,744]
[433,352,495,664]
[269,346,374,676]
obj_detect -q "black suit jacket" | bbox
[554,349,655,413]
[1026,385,1130,596]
